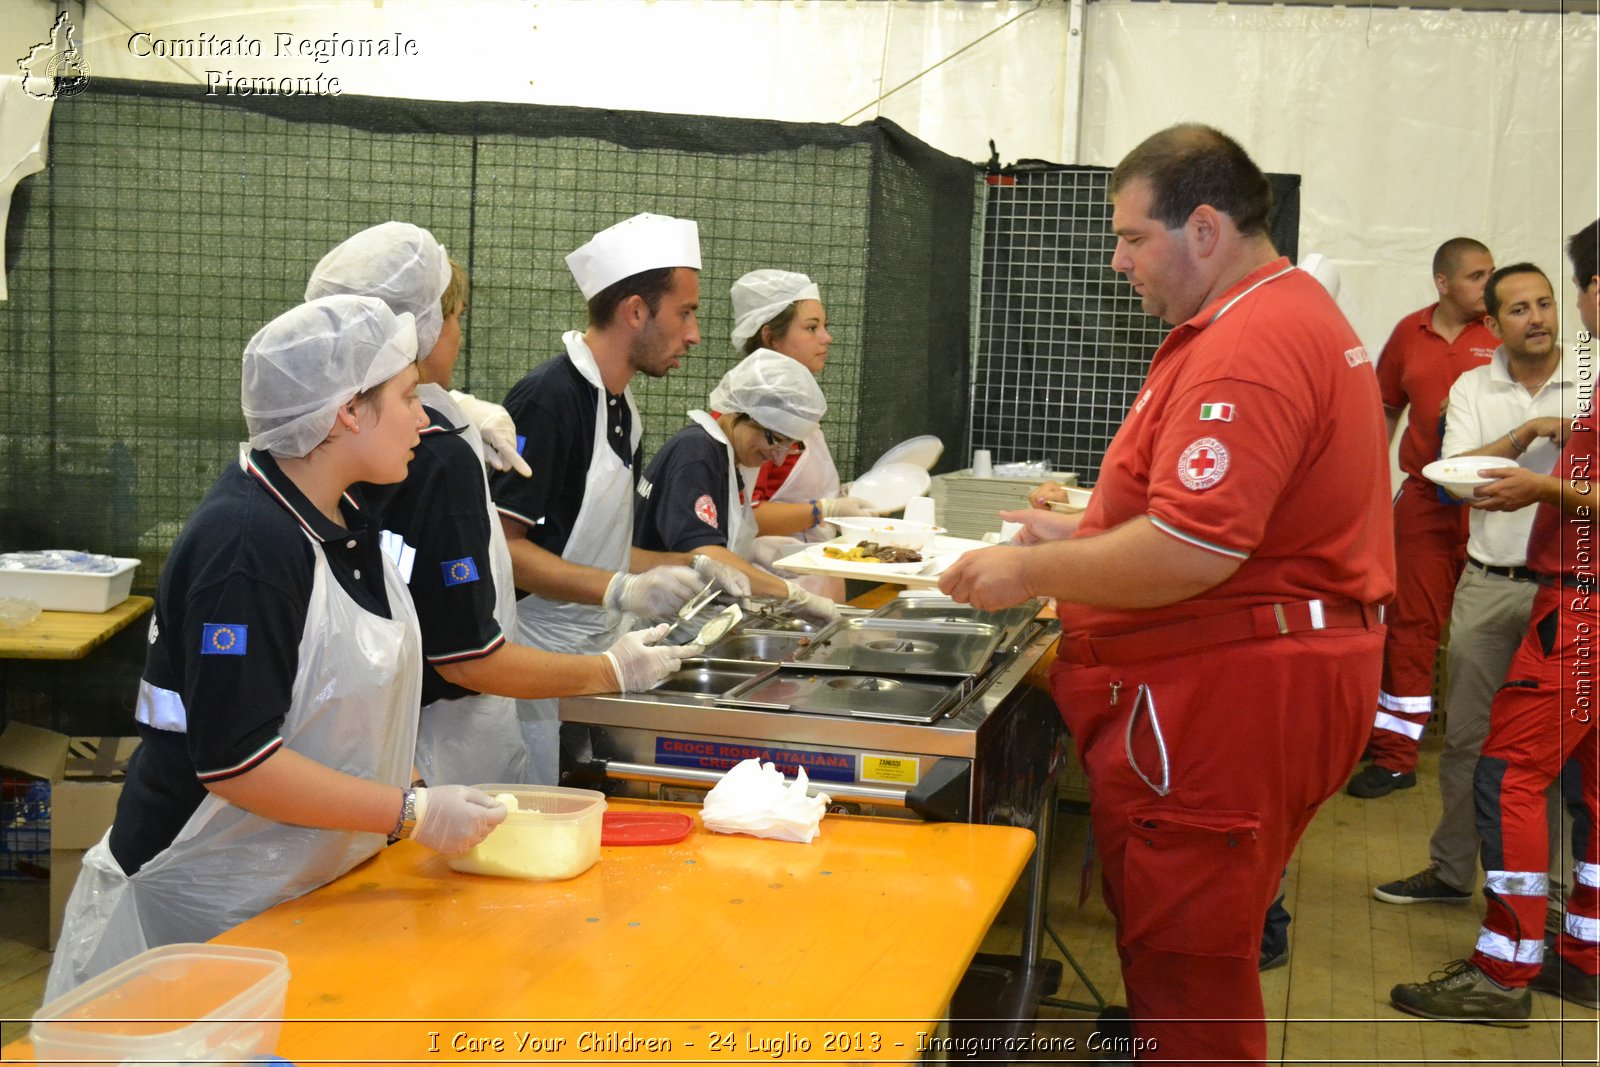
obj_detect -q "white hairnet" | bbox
[708,348,827,441]
[242,295,418,458]
[729,269,822,351]
[304,221,451,357]
[1298,252,1341,301]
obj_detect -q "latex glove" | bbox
[690,553,752,599]
[819,496,878,519]
[603,623,702,692]
[604,565,702,622]
[448,389,533,478]
[783,580,841,625]
[750,536,805,574]
[411,784,507,855]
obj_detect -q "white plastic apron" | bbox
[514,333,640,784]
[412,383,528,786]
[688,410,756,561]
[47,528,422,1001]
[755,428,843,600]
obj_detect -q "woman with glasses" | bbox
[632,349,840,625]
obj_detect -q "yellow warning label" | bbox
[860,755,919,785]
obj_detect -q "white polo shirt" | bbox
[1441,345,1578,566]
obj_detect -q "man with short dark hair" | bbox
[1347,238,1499,799]
[490,213,745,782]
[941,123,1394,1063]
[1391,224,1600,1022]
[1373,265,1578,913]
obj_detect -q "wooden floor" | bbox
[1,741,1596,1063]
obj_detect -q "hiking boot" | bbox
[1530,953,1600,1009]
[1374,867,1472,905]
[1390,960,1531,1026]
[1346,763,1417,798]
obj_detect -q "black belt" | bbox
[1467,556,1535,582]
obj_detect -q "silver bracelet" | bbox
[1507,428,1527,454]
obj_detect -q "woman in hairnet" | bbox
[633,349,841,625]
[46,295,507,999]
[304,223,698,787]
[727,270,874,598]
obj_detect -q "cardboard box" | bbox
[0,723,136,948]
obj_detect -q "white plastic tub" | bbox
[31,943,288,1064]
[448,784,606,880]
[0,557,140,613]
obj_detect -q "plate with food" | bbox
[811,540,931,574]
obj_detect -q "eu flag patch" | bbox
[201,623,248,656]
[442,557,480,586]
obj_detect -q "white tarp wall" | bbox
[5,0,1596,354]
[1081,1,1598,357]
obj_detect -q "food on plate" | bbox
[823,541,924,565]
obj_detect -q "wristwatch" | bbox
[390,787,418,843]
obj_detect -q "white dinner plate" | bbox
[805,544,929,575]
[870,435,944,471]
[1421,457,1507,497]
[848,462,932,514]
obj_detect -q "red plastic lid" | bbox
[601,811,695,846]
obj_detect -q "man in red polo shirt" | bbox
[1392,219,1600,1022]
[1348,239,1499,799]
[941,124,1393,1064]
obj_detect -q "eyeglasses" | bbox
[760,427,800,455]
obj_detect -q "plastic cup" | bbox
[972,450,993,477]
[903,496,936,526]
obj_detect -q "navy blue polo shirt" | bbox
[365,404,504,706]
[110,450,393,876]
[490,352,640,562]
[634,423,739,553]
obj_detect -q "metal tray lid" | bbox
[721,669,964,724]
[792,616,1003,677]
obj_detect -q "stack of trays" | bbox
[929,470,1080,539]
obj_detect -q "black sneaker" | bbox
[1374,867,1472,905]
[1259,946,1289,972]
[1093,1005,1134,1063]
[1530,952,1600,1009]
[1390,959,1531,1026]
[1346,763,1418,798]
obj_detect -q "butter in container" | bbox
[447,784,606,880]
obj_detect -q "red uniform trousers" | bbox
[1471,586,1600,986]
[1050,625,1380,1065]
[1368,477,1468,774]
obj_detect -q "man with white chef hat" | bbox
[490,213,748,783]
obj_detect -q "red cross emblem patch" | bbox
[693,494,720,528]
[1177,437,1229,491]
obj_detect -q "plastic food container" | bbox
[30,943,288,1064]
[829,517,943,551]
[447,784,606,880]
[0,557,140,613]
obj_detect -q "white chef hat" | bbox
[708,348,828,442]
[242,295,418,459]
[1298,252,1341,301]
[304,221,451,358]
[729,269,822,351]
[566,212,701,300]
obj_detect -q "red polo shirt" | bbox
[1375,304,1498,481]
[1526,422,1597,581]
[1057,257,1396,638]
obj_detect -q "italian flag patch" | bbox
[1199,402,1235,422]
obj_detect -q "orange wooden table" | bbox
[7,801,1033,1064]
[0,596,153,660]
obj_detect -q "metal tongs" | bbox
[666,579,721,641]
